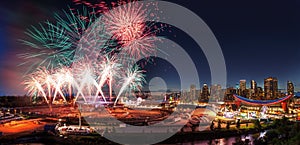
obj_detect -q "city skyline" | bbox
[1,1,300,145]
[1,0,300,95]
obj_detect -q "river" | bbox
[176,131,267,145]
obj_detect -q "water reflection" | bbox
[179,131,267,145]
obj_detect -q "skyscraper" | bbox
[264,77,278,99]
[224,87,236,101]
[210,84,222,102]
[251,80,257,90]
[239,80,247,91]
[200,84,209,102]
[257,87,264,100]
[190,84,196,101]
[287,81,294,95]
[250,80,258,99]
[239,79,247,97]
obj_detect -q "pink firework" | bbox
[102,1,160,60]
[72,0,161,60]
[103,2,147,43]
[120,34,156,60]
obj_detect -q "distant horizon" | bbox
[1,79,300,97]
[1,0,300,96]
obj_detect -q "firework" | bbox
[21,0,164,107]
[35,67,54,102]
[63,67,74,98]
[103,2,146,42]
[23,70,50,105]
[114,65,145,105]
[119,34,156,60]
[52,69,68,103]
[102,1,159,60]
[19,21,74,72]
[96,56,122,101]
[72,59,98,103]
[19,7,100,72]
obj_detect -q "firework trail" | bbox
[63,67,74,98]
[95,56,121,102]
[23,77,48,103]
[52,69,68,103]
[19,7,99,72]
[34,67,54,102]
[114,65,145,105]
[102,1,159,61]
[21,0,165,107]
[103,2,146,42]
[74,0,161,60]
[72,59,99,103]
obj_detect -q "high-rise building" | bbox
[250,80,258,99]
[239,80,247,97]
[181,90,189,103]
[251,80,257,90]
[264,77,278,99]
[239,80,247,91]
[224,87,236,101]
[287,81,294,95]
[190,84,196,101]
[210,84,222,101]
[200,84,209,102]
[257,87,264,100]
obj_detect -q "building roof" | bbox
[233,94,293,106]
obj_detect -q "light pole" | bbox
[79,104,82,129]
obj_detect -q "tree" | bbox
[236,119,240,129]
[210,121,215,131]
[265,130,278,142]
[226,122,230,130]
[218,120,221,129]
[254,119,261,130]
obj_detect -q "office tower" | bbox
[257,87,264,100]
[251,80,257,90]
[239,79,247,97]
[264,77,278,99]
[287,81,294,95]
[190,84,196,101]
[239,80,246,91]
[250,80,258,99]
[224,87,236,101]
[210,84,222,102]
[200,84,209,102]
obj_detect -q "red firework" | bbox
[72,0,161,60]
[121,34,156,59]
[103,2,147,42]
[102,1,160,60]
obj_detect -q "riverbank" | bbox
[159,127,267,144]
[0,124,270,145]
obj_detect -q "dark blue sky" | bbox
[1,0,300,95]
[170,0,300,89]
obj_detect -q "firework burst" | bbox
[94,56,122,102]
[103,2,146,42]
[21,0,165,107]
[19,7,100,72]
[120,34,156,60]
[23,69,50,104]
[115,65,145,105]
[102,1,160,60]
[71,59,98,103]
[51,68,68,103]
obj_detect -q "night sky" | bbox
[1,0,300,95]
